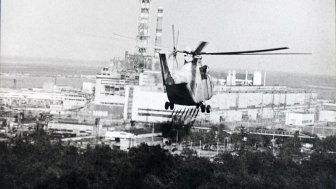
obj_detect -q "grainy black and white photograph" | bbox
[0,0,335,188]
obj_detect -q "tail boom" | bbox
[159,53,174,85]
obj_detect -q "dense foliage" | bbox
[0,132,335,189]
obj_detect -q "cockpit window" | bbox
[199,66,208,80]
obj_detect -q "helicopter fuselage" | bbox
[166,75,213,106]
[159,53,213,107]
[166,83,196,105]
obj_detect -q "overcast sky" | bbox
[1,0,335,75]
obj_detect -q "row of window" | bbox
[127,88,134,119]
[141,8,149,13]
[64,98,85,101]
[302,120,313,124]
[105,85,125,92]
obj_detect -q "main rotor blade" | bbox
[222,53,312,55]
[172,25,176,49]
[194,41,208,55]
[174,31,180,68]
[200,47,289,55]
[176,30,180,49]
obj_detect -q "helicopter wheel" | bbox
[206,105,211,113]
[165,101,174,110]
[201,104,206,113]
[196,103,200,109]
[170,103,174,110]
[165,102,170,110]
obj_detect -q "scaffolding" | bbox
[137,0,151,56]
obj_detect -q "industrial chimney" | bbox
[137,0,151,56]
[153,7,164,70]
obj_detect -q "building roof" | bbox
[105,131,134,139]
[323,103,336,111]
[289,111,314,115]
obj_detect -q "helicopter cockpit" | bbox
[199,65,209,80]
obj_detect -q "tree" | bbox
[315,135,336,152]
[1,129,335,189]
[279,137,302,161]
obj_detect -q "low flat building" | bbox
[317,103,336,123]
[319,110,336,122]
[105,131,163,151]
[0,88,87,111]
[285,112,315,126]
[48,122,94,136]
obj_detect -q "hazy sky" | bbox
[1,0,335,75]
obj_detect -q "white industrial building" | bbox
[285,112,315,126]
[209,89,314,109]
[91,104,123,119]
[252,71,263,86]
[139,70,162,86]
[226,70,265,86]
[105,131,135,141]
[123,85,317,124]
[318,103,336,122]
[124,86,172,122]
[226,70,236,86]
[94,67,139,106]
[105,131,163,151]
[62,94,87,110]
[0,88,86,111]
[48,122,94,136]
[319,110,336,122]
[196,107,282,124]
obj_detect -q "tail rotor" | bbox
[169,24,180,71]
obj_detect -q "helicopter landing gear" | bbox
[201,104,206,113]
[198,103,210,113]
[206,105,211,113]
[165,101,174,110]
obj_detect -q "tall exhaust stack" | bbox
[137,0,151,56]
[153,7,164,70]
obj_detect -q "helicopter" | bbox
[159,26,305,113]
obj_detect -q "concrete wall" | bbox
[285,112,314,126]
[124,86,172,122]
[319,110,336,122]
[123,86,317,124]
[94,77,125,105]
[209,92,312,110]
[48,122,93,136]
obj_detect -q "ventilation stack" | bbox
[153,7,164,70]
[137,0,151,56]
